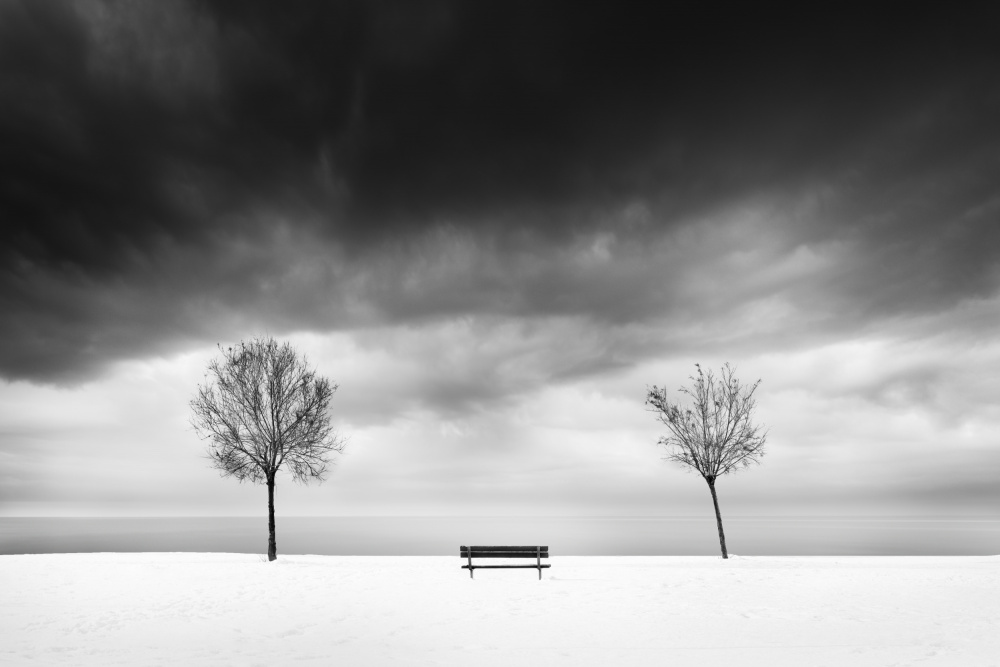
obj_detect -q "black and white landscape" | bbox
[1,2,999,663]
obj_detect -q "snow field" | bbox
[2,553,998,666]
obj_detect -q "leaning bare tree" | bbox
[646,363,766,559]
[190,336,343,561]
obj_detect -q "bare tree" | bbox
[646,363,766,558]
[190,336,344,561]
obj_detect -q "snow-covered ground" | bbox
[3,553,998,666]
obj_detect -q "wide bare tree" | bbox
[646,363,766,558]
[190,336,343,561]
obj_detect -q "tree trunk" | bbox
[706,477,729,559]
[267,475,277,561]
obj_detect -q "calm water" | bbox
[1,516,998,556]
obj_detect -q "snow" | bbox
[2,553,998,666]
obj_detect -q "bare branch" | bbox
[189,335,344,487]
[646,362,767,482]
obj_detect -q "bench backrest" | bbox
[460,546,549,559]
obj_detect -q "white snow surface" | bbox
[2,553,998,666]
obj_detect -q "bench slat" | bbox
[460,552,548,558]
[462,564,551,569]
[460,547,548,558]
[461,546,548,551]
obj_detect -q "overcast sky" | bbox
[1,1,998,519]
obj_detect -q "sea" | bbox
[2,516,998,556]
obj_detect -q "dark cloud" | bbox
[2,0,999,382]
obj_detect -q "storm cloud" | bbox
[2,1,998,382]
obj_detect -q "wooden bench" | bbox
[460,545,550,579]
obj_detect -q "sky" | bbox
[1,1,998,520]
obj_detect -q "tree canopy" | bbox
[190,336,343,560]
